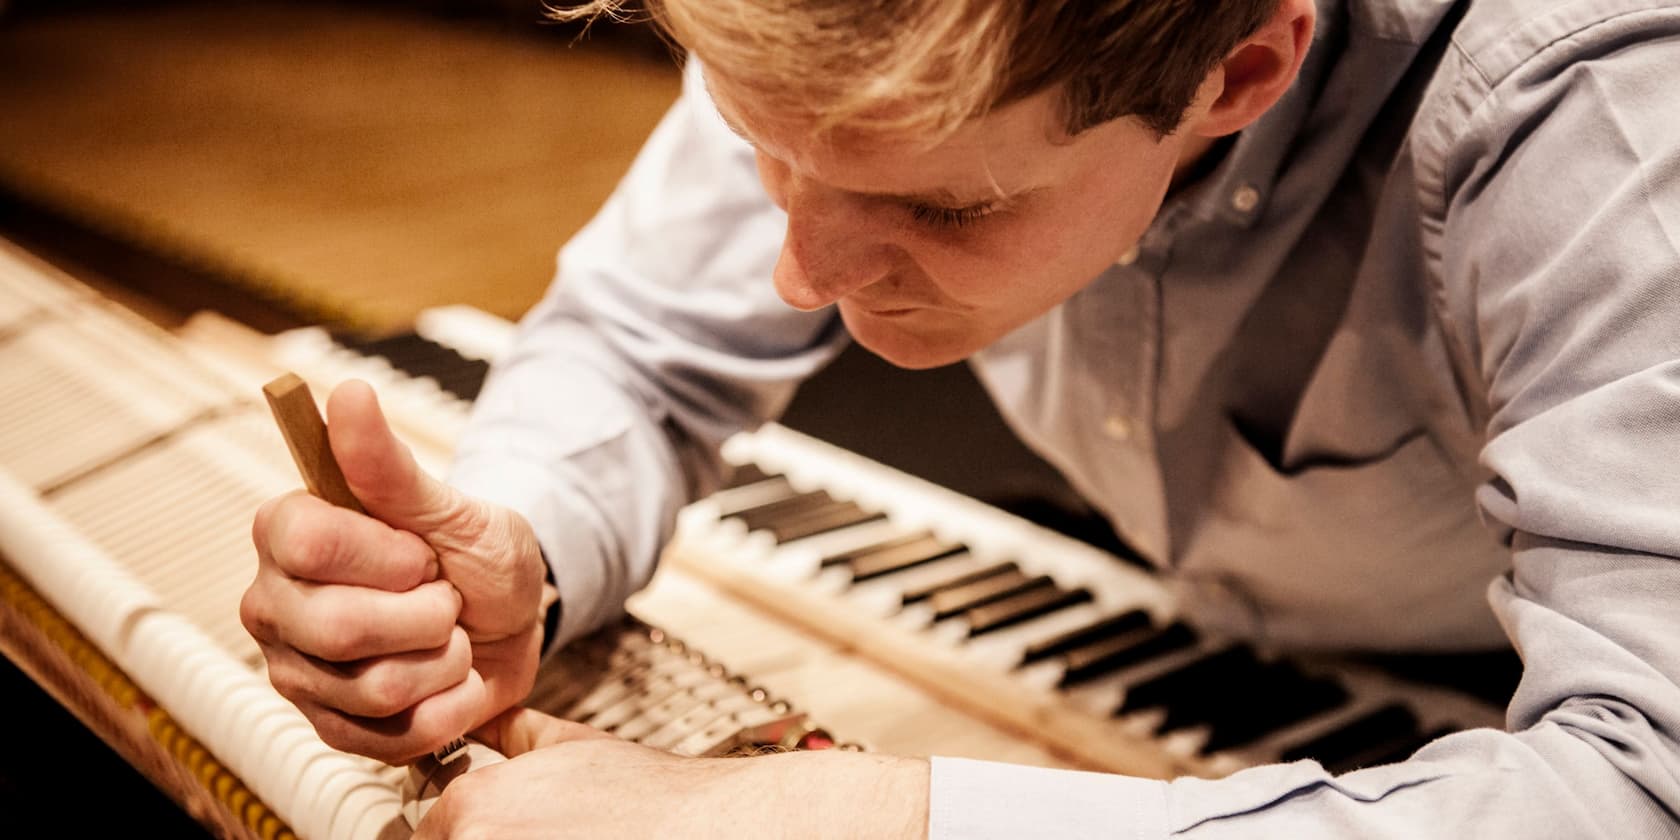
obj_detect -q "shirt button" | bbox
[1230,185,1261,213]
[1116,246,1140,266]
[1103,415,1133,441]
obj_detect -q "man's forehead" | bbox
[703,68,1070,204]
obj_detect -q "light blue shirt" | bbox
[450,0,1680,834]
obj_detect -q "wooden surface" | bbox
[0,1,681,332]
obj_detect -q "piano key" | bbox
[965,584,1093,637]
[1193,667,1350,754]
[824,531,951,569]
[730,489,835,530]
[841,533,968,580]
[1350,726,1457,770]
[1020,609,1154,666]
[709,475,796,518]
[724,462,774,489]
[1279,703,1430,773]
[769,500,887,543]
[1120,646,1266,717]
[901,561,1020,605]
[843,551,980,617]
[929,571,1046,621]
[336,332,491,401]
[1059,622,1199,687]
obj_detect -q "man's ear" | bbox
[1189,0,1317,138]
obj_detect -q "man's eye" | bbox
[908,203,996,229]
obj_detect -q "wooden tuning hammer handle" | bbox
[262,373,367,515]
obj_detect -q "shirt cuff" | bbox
[929,756,1169,840]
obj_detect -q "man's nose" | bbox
[772,185,896,312]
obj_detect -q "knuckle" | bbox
[308,607,371,662]
[286,515,347,580]
[238,587,271,640]
[252,498,276,545]
[426,581,465,628]
[445,626,473,671]
[391,530,437,588]
[360,667,412,718]
[267,665,311,706]
[310,714,360,755]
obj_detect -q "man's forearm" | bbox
[732,750,930,838]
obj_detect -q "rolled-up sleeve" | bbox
[449,58,846,649]
[930,4,1680,837]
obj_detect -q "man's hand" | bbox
[413,708,931,839]
[241,380,548,763]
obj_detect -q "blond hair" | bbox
[554,0,1277,142]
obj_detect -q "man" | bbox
[241,0,1680,836]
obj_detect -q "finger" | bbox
[274,579,461,662]
[326,380,465,536]
[467,626,544,717]
[261,491,439,590]
[471,707,612,757]
[305,668,489,764]
[261,626,472,718]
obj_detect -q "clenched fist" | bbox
[242,380,548,763]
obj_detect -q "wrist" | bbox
[737,750,929,839]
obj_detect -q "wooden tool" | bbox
[261,373,365,514]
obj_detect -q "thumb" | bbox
[472,707,614,757]
[326,380,461,535]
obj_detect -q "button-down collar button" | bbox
[1103,415,1133,441]
[1230,184,1261,213]
[1116,245,1140,266]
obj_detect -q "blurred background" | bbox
[1,0,1101,831]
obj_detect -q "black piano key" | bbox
[1121,646,1266,717]
[1349,726,1456,770]
[364,333,444,371]
[329,331,378,355]
[365,333,437,365]
[730,489,834,530]
[1059,622,1198,687]
[434,360,492,401]
[769,502,887,543]
[901,562,1020,606]
[1356,649,1523,707]
[1194,668,1350,754]
[929,572,1048,621]
[334,331,493,402]
[724,463,774,489]
[966,585,1093,637]
[842,534,967,580]
[824,532,937,568]
[1020,609,1153,666]
[1279,704,1424,772]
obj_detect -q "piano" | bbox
[0,239,855,838]
[0,234,1511,837]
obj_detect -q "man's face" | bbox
[708,73,1210,369]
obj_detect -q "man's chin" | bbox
[839,306,978,370]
